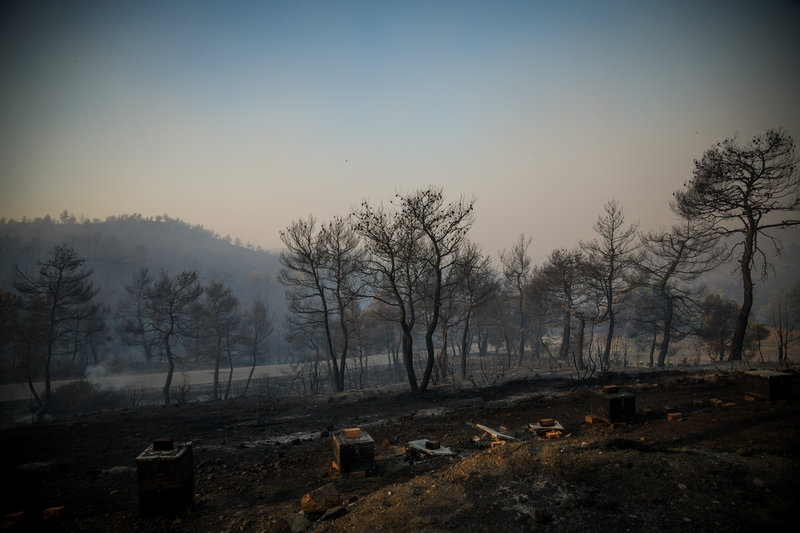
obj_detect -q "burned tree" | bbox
[451,242,497,380]
[117,267,158,362]
[637,221,722,367]
[240,295,273,397]
[673,128,800,360]
[13,243,100,421]
[499,234,532,367]
[539,249,583,363]
[354,199,426,391]
[144,270,203,405]
[400,187,475,390]
[279,216,364,392]
[204,281,240,400]
[581,200,640,369]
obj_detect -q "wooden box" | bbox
[136,440,194,514]
[744,370,793,402]
[332,428,375,474]
[588,388,636,424]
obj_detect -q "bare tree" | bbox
[279,216,364,392]
[499,234,532,367]
[451,242,498,380]
[539,249,584,362]
[117,267,157,361]
[638,221,722,367]
[13,243,100,421]
[145,270,203,405]
[240,295,273,397]
[204,281,240,400]
[354,199,426,391]
[673,128,800,360]
[581,200,640,369]
[401,187,475,389]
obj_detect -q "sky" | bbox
[1,0,799,264]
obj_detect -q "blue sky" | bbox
[1,0,798,262]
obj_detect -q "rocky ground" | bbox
[1,368,798,532]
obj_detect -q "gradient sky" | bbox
[1,0,799,263]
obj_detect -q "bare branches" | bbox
[672,128,800,360]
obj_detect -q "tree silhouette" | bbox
[13,244,99,421]
[673,128,800,360]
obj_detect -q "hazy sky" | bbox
[2,0,798,263]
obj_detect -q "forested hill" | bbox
[0,214,284,311]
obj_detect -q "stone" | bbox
[321,505,347,521]
[301,483,341,514]
[277,513,312,533]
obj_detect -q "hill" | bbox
[0,214,286,358]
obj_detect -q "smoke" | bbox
[85,364,108,387]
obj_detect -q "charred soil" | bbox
[1,369,798,532]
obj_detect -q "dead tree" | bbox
[673,128,800,360]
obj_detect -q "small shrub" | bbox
[50,380,126,415]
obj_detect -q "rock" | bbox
[301,483,341,514]
[271,513,312,533]
[753,478,765,487]
[736,447,754,457]
[677,483,687,490]
[321,505,347,521]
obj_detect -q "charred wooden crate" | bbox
[588,386,636,424]
[136,439,194,514]
[332,428,375,475]
[744,370,793,403]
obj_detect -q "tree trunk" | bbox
[730,224,755,361]
[460,321,470,380]
[225,343,234,400]
[657,298,674,368]
[559,310,571,360]
[213,349,221,401]
[436,321,449,383]
[163,351,174,405]
[34,317,58,423]
[402,327,418,392]
[243,349,257,398]
[648,331,657,368]
[421,268,443,392]
[603,309,615,369]
[573,315,586,371]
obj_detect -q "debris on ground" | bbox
[406,439,455,457]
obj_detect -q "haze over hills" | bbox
[0,212,285,324]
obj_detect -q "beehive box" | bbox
[332,428,375,475]
[136,439,194,514]
[588,387,636,424]
[744,370,793,402]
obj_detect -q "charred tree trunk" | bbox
[657,297,674,368]
[402,326,418,392]
[573,315,586,372]
[730,223,755,361]
[559,310,571,360]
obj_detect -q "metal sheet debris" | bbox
[407,439,455,456]
[472,423,519,442]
